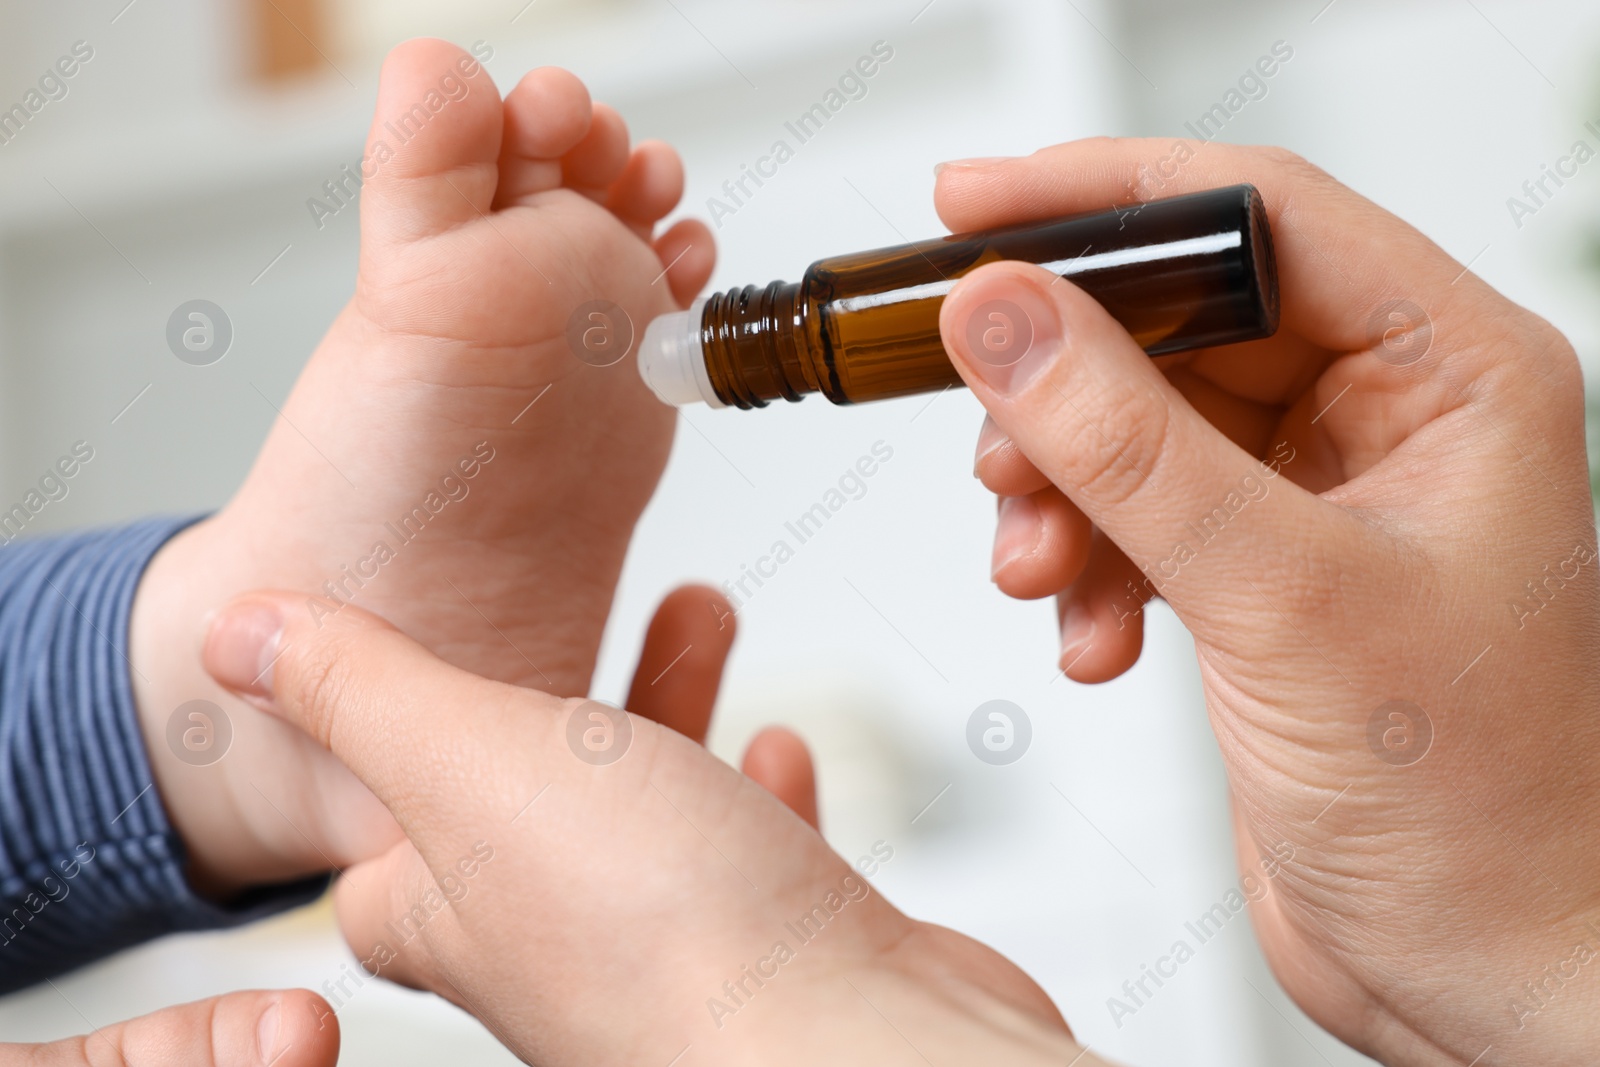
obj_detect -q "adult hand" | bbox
[200,590,1107,1066]
[1,989,336,1067]
[937,139,1600,1066]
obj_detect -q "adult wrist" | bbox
[704,939,1095,1067]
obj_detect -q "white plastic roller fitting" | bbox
[637,299,723,408]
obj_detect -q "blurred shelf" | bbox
[0,0,1003,234]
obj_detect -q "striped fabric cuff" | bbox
[0,517,327,993]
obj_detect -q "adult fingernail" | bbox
[950,269,1060,396]
[257,997,282,1064]
[974,415,1007,478]
[991,495,1041,580]
[1059,601,1098,669]
[935,156,1016,177]
[205,601,284,706]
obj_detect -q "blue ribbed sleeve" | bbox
[0,518,327,993]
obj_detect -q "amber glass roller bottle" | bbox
[637,184,1278,409]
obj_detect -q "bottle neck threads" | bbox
[698,281,813,409]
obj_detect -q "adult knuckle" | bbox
[1252,145,1332,186]
[1456,305,1581,406]
[201,999,228,1067]
[289,638,360,747]
[1509,318,1584,407]
[78,1028,132,1067]
[1052,378,1169,508]
[1251,144,1306,169]
[1526,316,1581,379]
[1265,540,1347,624]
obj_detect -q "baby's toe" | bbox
[607,141,686,237]
[360,39,504,242]
[653,220,716,308]
[494,67,594,208]
[561,103,632,198]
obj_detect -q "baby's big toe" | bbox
[358,38,504,241]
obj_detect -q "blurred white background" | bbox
[0,0,1596,1063]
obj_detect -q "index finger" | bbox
[934,138,1483,353]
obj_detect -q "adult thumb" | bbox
[202,591,526,836]
[938,261,1331,628]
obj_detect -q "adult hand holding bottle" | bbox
[937,139,1600,1066]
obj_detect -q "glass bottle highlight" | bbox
[638,184,1279,408]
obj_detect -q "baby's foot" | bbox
[130,39,714,892]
